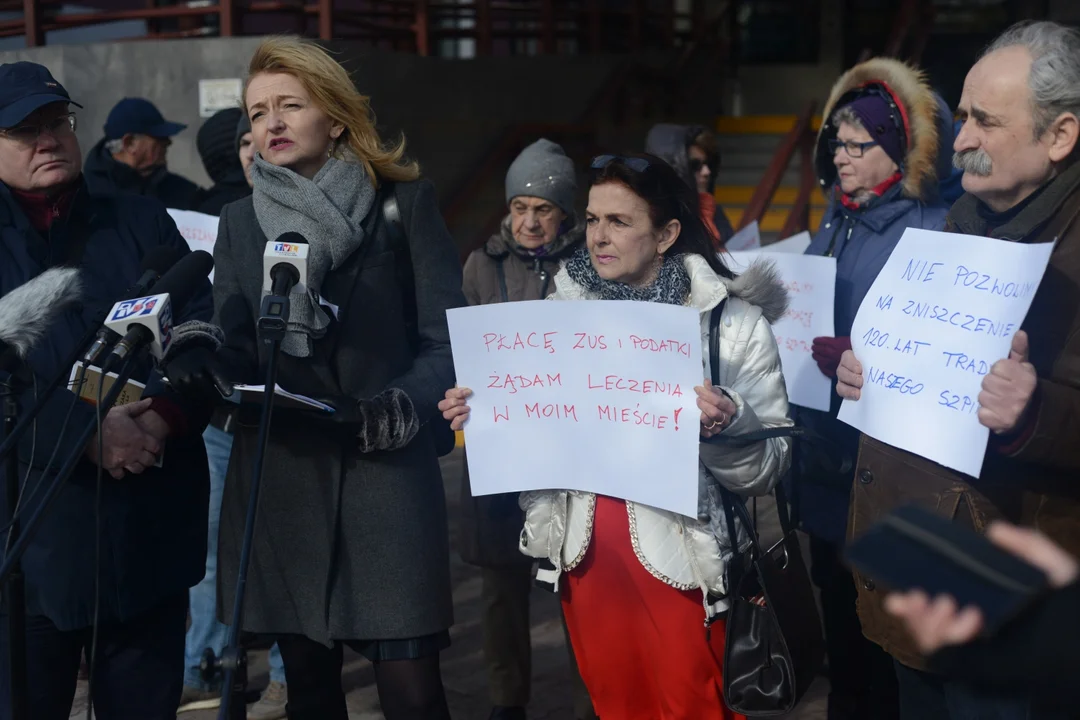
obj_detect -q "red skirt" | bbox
[561,496,746,720]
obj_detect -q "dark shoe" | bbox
[488,707,527,720]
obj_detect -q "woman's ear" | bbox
[657,219,681,254]
[330,123,346,141]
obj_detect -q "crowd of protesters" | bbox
[0,16,1077,720]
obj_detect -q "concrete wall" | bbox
[0,39,623,206]
[734,0,845,115]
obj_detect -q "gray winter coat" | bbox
[212,179,465,643]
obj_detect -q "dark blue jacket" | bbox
[84,138,202,211]
[0,180,213,630]
[796,77,957,544]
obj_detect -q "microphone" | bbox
[0,267,83,374]
[100,250,214,373]
[262,232,309,298]
[81,246,183,369]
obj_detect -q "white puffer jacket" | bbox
[519,253,793,620]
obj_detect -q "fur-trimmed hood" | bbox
[816,58,954,203]
[553,252,789,324]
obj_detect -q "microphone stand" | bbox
[204,291,291,720]
[0,352,140,590]
[1,367,30,720]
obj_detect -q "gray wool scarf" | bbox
[250,154,376,357]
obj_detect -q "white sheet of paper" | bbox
[166,209,219,281]
[448,300,703,517]
[838,228,1055,477]
[726,220,761,251]
[763,231,812,254]
[232,383,335,413]
[726,252,836,411]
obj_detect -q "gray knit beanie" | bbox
[505,138,576,216]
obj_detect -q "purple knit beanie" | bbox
[844,94,905,168]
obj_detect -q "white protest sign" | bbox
[447,300,703,517]
[838,228,1054,477]
[167,209,219,281]
[764,230,811,254]
[727,251,836,411]
[726,220,761,251]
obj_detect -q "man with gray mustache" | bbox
[835,19,1080,720]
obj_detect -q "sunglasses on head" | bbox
[591,154,651,172]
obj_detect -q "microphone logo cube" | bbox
[108,296,160,322]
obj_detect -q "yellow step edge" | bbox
[716,186,828,207]
[722,207,826,233]
[715,115,824,135]
[455,430,464,448]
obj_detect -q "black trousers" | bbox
[0,593,187,720]
[810,535,899,720]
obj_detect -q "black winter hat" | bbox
[197,107,243,184]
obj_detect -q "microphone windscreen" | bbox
[0,267,83,358]
[153,250,214,314]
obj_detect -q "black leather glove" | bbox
[162,346,233,402]
[314,388,420,452]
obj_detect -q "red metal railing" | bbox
[7,0,706,52]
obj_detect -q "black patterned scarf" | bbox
[564,245,690,305]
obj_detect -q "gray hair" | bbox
[983,20,1080,138]
[104,138,125,155]
[831,105,864,131]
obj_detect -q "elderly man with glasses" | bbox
[0,61,214,719]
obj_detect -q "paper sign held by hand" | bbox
[726,252,836,412]
[838,228,1054,477]
[447,300,703,518]
[167,209,219,281]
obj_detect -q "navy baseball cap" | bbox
[103,97,186,140]
[0,61,82,129]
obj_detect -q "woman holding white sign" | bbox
[441,154,792,719]
[797,57,956,720]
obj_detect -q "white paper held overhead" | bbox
[447,300,703,518]
[838,228,1055,477]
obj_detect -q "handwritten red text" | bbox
[586,374,683,397]
[487,373,563,394]
[483,331,558,354]
[628,335,691,357]
[597,404,670,430]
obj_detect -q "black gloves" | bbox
[314,388,420,453]
[162,346,233,402]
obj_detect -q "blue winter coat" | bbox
[0,180,213,630]
[795,69,957,545]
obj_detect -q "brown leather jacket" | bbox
[850,160,1080,670]
[457,215,584,566]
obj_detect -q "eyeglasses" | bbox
[0,113,77,146]
[591,154,651,172]
[689,157,714,174]
[828,138,878,158]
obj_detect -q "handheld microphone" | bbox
[262,233,309,298]
[100,250,214,373]
[0,267,83,374]
[81,246,183,368]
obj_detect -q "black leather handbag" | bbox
[704,300,825,716]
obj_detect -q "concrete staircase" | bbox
[713,115,828,244]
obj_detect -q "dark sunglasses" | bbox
[688,157,714,174]
[591,154,651,172]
